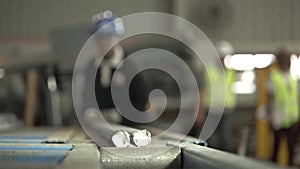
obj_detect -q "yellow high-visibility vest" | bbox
[270,69,299,128]
[205,65,236,109]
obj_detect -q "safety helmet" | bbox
[215,40,234,56]
[92,10,124,37]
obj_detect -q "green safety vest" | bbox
[205,65,236,109]
[270,69,299,128]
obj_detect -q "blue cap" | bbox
[92,10,124,37]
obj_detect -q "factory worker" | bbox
[86,10,149,125]
[205,41,237,152]
[267,49,300,165]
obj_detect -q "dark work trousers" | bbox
[272,121,300,165]
[207,112,235,153]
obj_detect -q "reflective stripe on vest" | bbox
[205,65,236,108]
[270,69,299,128]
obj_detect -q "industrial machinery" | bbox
[0,124,292,169]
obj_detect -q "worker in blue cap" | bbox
[89,10,149,125]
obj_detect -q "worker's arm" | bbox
[266,75,274,128]
[197,66,207,127]
[196,90,206,126]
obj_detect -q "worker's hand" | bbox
[197,91,206,126]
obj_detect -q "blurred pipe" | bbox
[173,0,187,31]
[237,126,250,156]
[23,69,38,127]
[46,65,62,126]
[173,0,187,18]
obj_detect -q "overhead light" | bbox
[224,55,232,69]
[47,75,57,92]
[254,54,275,69]
[290,54,300,79]
[241,70,255,82]
[229,54,255,71]
[232,81,256,94]
[225,54,276,70]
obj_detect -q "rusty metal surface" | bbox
[100,146,181,169]
[168,142,294,169]
[57,143,100,169]
[0,127,294,169]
